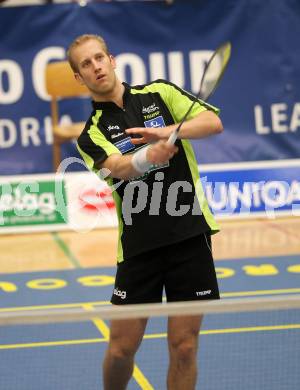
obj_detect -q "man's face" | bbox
[72,39,117,97]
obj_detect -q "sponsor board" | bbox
[0,159,299,233]
[0,172,117,234]
[64,172,118,231]
[201,159,300,219]
[0,177,67,229]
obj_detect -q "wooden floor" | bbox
[0,217,299,274]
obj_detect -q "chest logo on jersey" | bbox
[107,125,120,132]
[144,115,166,128]
[142,103,159,114]
[114,137,135,154]
[111,132,124,139]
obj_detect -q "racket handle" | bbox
[167,130,178,145]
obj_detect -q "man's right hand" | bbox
[146,140,178,165]
[100,141,178,180]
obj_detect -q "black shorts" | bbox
[111,233,220,305]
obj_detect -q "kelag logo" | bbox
[0,180,67,226]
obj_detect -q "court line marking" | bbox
[144,323,300,338]
[0,301,110,313]
[215,253,300,261]
[221,288,300,297]
[1,288,300,313]
[83,303,154,390]
[1,323,299,350]
[51,232,81,268]
[0,338,105,350]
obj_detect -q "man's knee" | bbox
[108,318,147,361]
[108,342,137,361]
[170,339,198,364]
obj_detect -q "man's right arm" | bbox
[100,140,178,180]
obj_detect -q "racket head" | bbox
[199,41,231,101]
[167,41,231,145]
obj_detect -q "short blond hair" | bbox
[67,34,109,72]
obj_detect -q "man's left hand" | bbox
[125,127,172,145]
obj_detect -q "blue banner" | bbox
[1,0,300,174]
[201,160,300,218]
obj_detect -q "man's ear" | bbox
[74,72,84,85]
[110,54,116,69]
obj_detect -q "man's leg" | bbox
[167,314,203,390]
[103,317,148,390]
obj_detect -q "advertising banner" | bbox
[1,160,299,234]
[0,178,66,228]
[201,160,300,219]
[1,0,300,175]
[0,172,118,234]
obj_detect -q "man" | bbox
[68,34,223,390]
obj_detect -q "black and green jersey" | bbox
[77,79,220,262]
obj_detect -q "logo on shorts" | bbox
[114,287,127,299]
[196,290,212,297]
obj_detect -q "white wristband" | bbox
[167,130,178,145]
[131,146,152,173]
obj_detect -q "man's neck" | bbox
[92,80,125,108]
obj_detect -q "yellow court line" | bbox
[0,301,110,313]
[200,323,300,335]
[214,255,299,262]
[132,366,155,390]
[0,288,300,313]
[82,304,110,341]
[0,338,105,350]
[221,288,300,297]
[1,323,299,351]
[1,323,300,351]
[143,323,300,339]
[82,304,154,390]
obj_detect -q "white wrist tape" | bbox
[167,130,178,145]
[131,145,152,173]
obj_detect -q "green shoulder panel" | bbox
[181,139,220,234]
[109,185,124,263]
[88,110,121,156]
[76,110,121,172]
[130,80,220,122]
[76,143,96,172]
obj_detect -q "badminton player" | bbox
[68,34,222,390]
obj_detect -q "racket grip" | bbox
[167,130,178,145]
